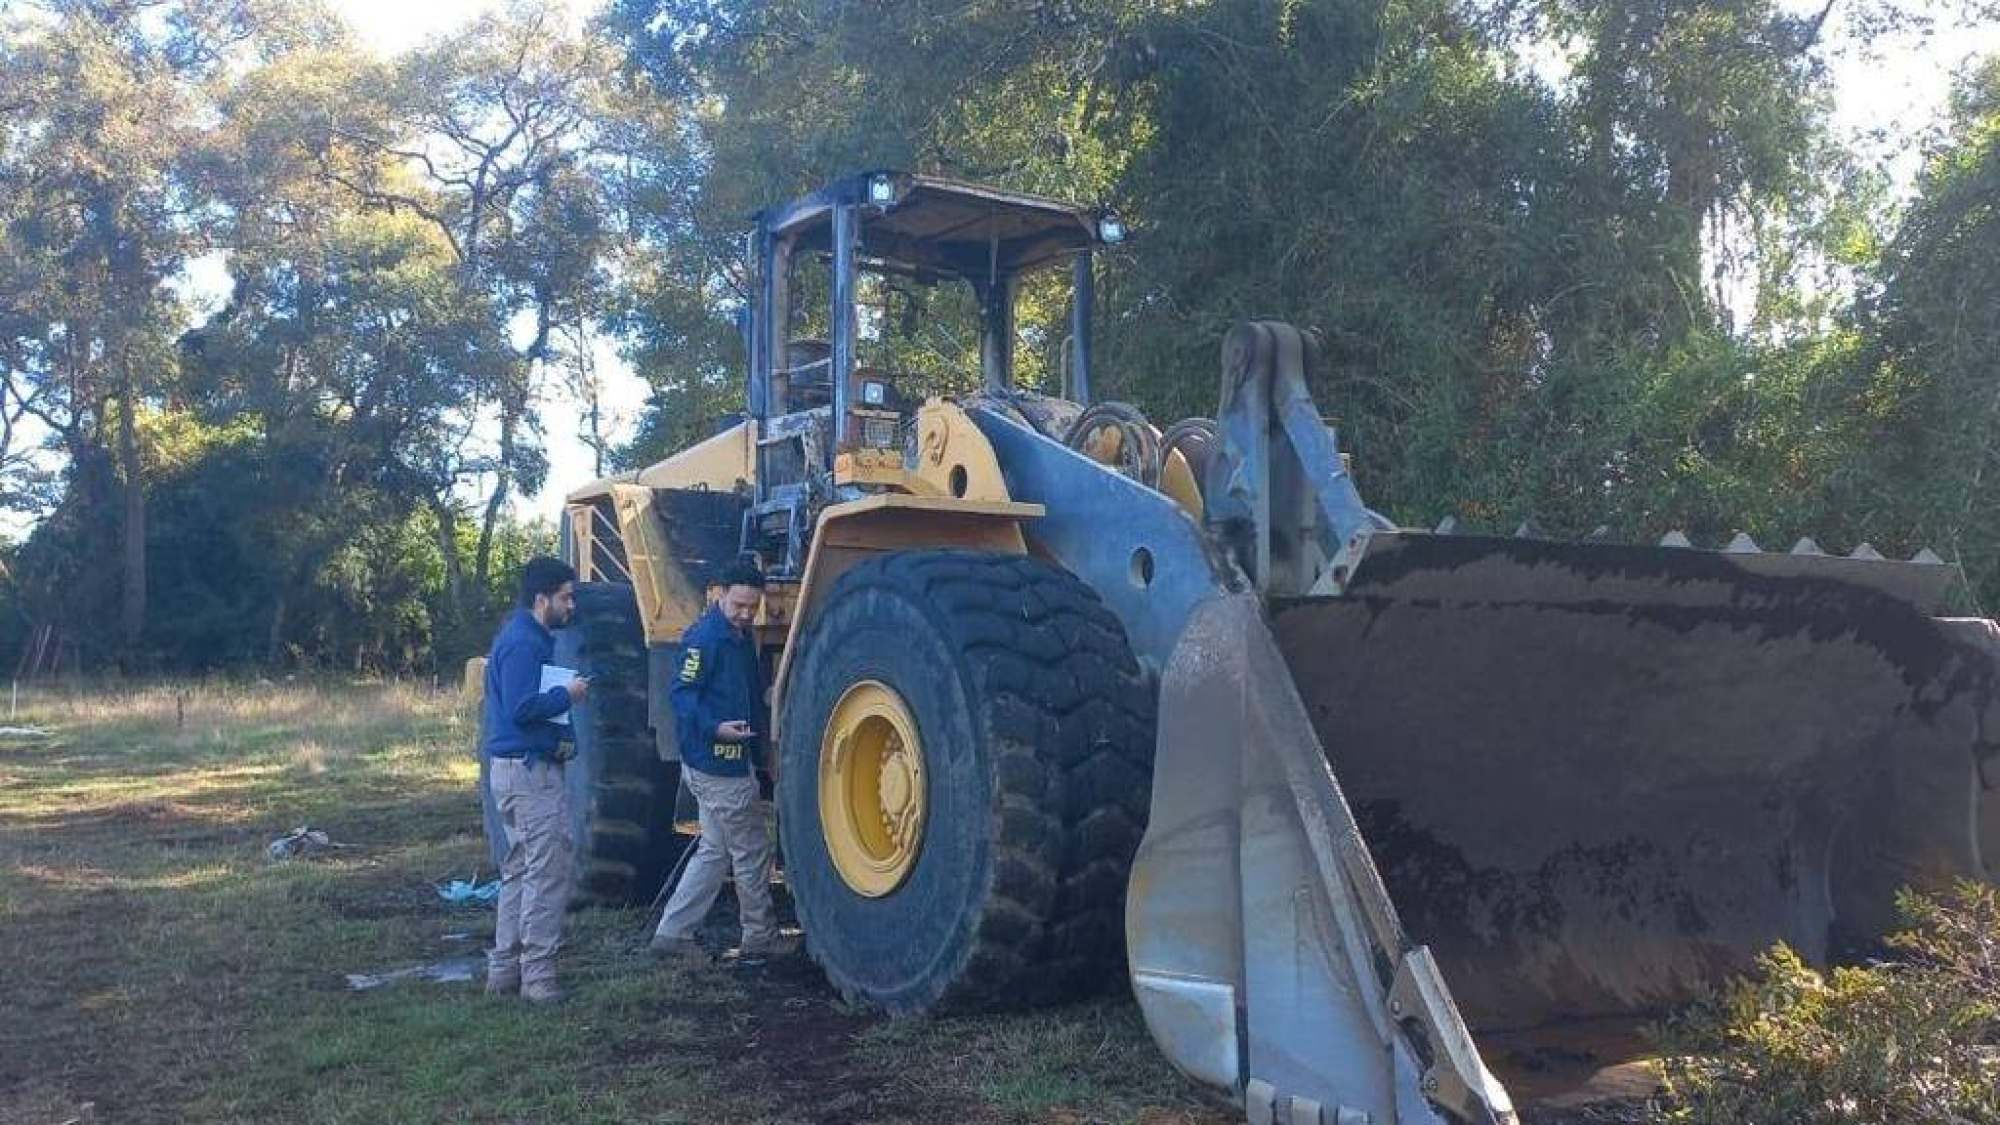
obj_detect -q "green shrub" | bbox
[1653,881,2000,1125]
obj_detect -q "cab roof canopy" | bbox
[757,171,1106,280]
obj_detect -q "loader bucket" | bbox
[1270,531,2000,1030]
[1130,592,1515,1124]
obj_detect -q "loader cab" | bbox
[741,171,1125,577]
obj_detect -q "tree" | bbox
[1852,56,2000,608]
[0,2,211,661]
[173,4,637,657]
[185,31,514,663]
[2,2,558,673]
[602,0,1149,465]
[0,0,1984,676]
[329,5,627,634]
[596,81,745,468]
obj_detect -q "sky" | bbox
[337,0,599,57]
[1788,0,2000,188]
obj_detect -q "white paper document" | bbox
[541,664,578,725]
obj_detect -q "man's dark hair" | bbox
[720,559,765,590]
[519,556,577,607]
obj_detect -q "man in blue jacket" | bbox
[650,560,777,963]
[483,556,590,1003]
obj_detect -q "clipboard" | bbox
[541,664,578,725]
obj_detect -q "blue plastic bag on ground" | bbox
[436,878,500,905]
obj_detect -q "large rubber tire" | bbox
[556,582,690,905]
[777,550,1155,1014]
[472,582,690,906]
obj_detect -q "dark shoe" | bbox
[649,936,710,966]
[485,969,521,997]
[725,935,797,967]
[729,933,797,963]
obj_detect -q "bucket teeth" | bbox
[1407,526,1942,567]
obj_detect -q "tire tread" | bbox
[564,582,686,906]
[786,550,1155,1013]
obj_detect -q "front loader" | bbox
[497,172,1996,1124]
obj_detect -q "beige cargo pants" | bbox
[652,768,776,951]
[488,757,574,988]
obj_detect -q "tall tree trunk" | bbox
[474,405,516,595]
[117,359,146,660]
[266,548,330,668]
[577,319,606,478]
[433,496,466,654]
[269,541,335,669]
[266,593,289,667]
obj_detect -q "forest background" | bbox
[2,0,1996,675]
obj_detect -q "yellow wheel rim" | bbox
[820,681,927,897]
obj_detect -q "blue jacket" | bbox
[671,605,766,777]
[481,609,573,762]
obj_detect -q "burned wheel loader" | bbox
[494,172,1994,1124]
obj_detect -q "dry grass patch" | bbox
[1,679,1238,1125]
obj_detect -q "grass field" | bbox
[0,682,1233,1125]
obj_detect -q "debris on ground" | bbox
[0,725,50,739]
[265,826,350,861]
[343,956,483,991]
[435,877,499,905]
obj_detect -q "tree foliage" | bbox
[1852,58,2000,607]
[1,0,1997,671]
[0,1,569,673]
[606,0,2000,611]
[1655,881,2000,1124]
